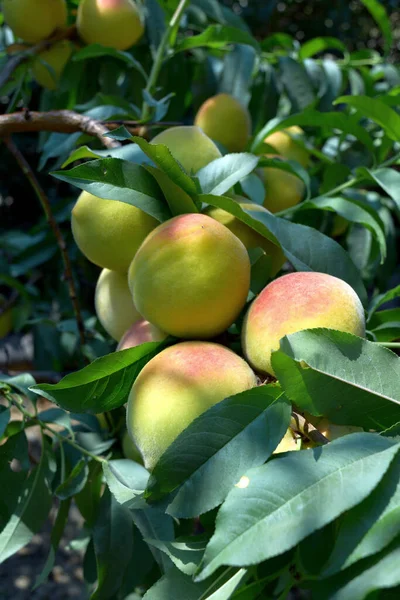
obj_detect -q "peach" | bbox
[117,319,166,350]
[242,272,365,376]
[32,40,74,90]
[95,269,142,341]
[151,126,222,174]
[71,191,158,273]
[259,158,305,213]
[264,126,309,168]
[128,213,250,338]
[194,93,251,152]
[3,0,67,43]
[126,341,257,469]
[77,0,144,50]
[203,196,285,276]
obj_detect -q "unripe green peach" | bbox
[273,428,301,454]
[264,126,309,168]
[242,272,365,376]
[203,196,285,276]
[77,0,144,50]
[151,126,222,174]
[117,319,166,350]
[71,191,158,272]
[128,213,251,339]
[194,93,251,153]
[3,0,67,43]
[260,157,305,213]
[332,215,349,237]
[126,341,257,469]
[95,269,141,341]
[32,40,74,90]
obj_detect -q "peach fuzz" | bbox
[129,213,251,339]
[117,319,166,350]
[126,341,257,469]
[242,272,365,376]
[194,93,251,152]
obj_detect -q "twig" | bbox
[0,110,121,149]
[291,412,329,445]
[4,137,87,351]
[0,26,77,90]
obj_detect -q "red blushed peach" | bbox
[117,319,166,350]
[242,272,365,376]
[128,213,251,339]
[126,341,257,469]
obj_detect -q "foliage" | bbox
[1,0,400,599]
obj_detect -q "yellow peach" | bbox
[242,272,365,376]
[264,126,309,168]
[203,196,285,276]
[3,0,67,43]
[71,191,158,272]
[77,0,144,50]
[260,158,305,213]
[151,126,222,174]
[194,93,251,152]
[117,319,166,350]
[32,40,74,90]
[128,213,250,338]
[126,341,257,469]
[95,269,141,341]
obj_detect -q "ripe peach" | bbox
[117,319,166,350]
[3,0,67,43]
[203,196,285,276]
[95,269,141,341]
[259,157,305,213]
[128,213,251,338]
[151,126,222,174]
[194,93,251,152]
[71,191,158,273]
[242,272,365,376]
[77,0,144,50]
[126,341,257,469]
[264,126,309,168]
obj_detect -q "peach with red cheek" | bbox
[117,319,166,350]
[242,272,365,376]
[128,213,250,339]
[126,341,257,469]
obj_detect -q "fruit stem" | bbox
[141,0,190,121]
[375,342,400,348]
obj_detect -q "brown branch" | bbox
[4,137,88,354]
[291,412,329,446]
[0,26,78,90]
[0,110,121,149]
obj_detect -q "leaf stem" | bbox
[141,0,190,121]
[375,342,400,348]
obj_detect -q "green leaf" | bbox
[146,387,291,518]
[0,436,54,563]
[174,25,260,53]
[0,406,10,439]
[145,165,200,216]
[62,143,153,169]
[39,407,73,436]
[279,57,316,112]
[368,284,400,319]
[272,329,400,430]
[197,154,259,196]
[74,461,103,528]
[33,498,71,589]
[334,96,400,141]
[322,452,400,576]
[130,507,174,572]
[0,372,37,402]
[360,0,392,55]
[55,459,89,500]
[299,37,349,60]
[196,434,399,581]
[132,137,198,196]
[143,565,211,600]
[145,537,208,576]
[91,489,134,600]
[359,167,400,212]
[103,459,150,508]
[200,194,367,305]
[52,158,171,222]
[251,109,374,154]
[299,196,386,261]
[73,43,148,80]
[30,342,168,414]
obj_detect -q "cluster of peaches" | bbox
[71,106,366,469]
